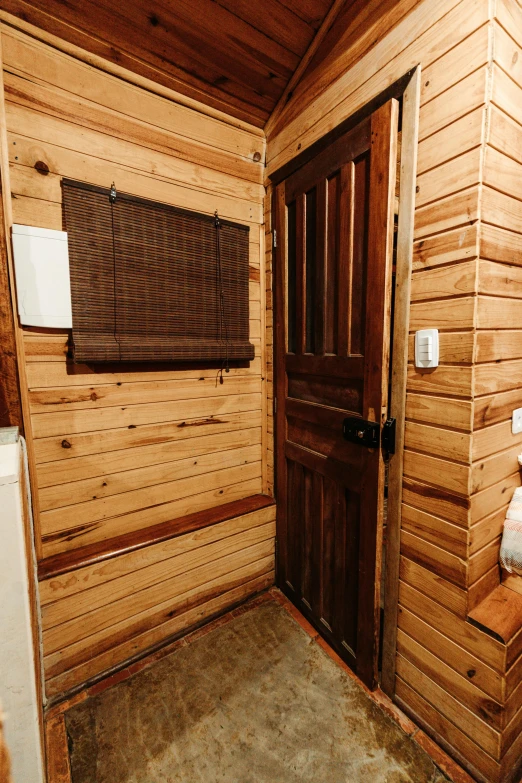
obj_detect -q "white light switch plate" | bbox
[512,408,522,435]
[415,329,439,369]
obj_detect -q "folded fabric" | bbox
[500,486,522,576]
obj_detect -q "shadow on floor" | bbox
[65,600,449,783]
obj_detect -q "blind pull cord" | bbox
[109,182,120,360]
[215,211,230,384]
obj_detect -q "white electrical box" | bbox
[415,329,439,369]
[12,224,72,328]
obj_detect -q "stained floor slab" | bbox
[65,600,448,783]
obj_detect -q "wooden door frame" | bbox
[381,67,421,697]
[268,66,421,698]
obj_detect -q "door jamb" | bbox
[268,66,421,698]
[381,66,421,697]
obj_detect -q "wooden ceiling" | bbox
[2,0,341,127]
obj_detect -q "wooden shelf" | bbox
[468,585,522,645]
[38,494,275,580]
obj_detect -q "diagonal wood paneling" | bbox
[1,0,340,127]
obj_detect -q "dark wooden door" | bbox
[274,100,399,690]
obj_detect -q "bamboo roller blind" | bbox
[62,180,254,363]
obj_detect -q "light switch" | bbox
[415,329,439,369]
[512,407,522,435]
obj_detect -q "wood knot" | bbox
[34,161,50,175]
[61,439,72,449]
[253,151,262,162]
[467,669,476,678]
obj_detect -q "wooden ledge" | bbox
[502,569,522,597]
[467,585,522,645]
[38,494,275,581]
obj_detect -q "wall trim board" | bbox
[382,67,422,698]
[38,494,275,580]
[259,222,269,496]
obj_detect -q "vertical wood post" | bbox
[381,67,421,697]
[0,25,43,558]
[0,109,22,429]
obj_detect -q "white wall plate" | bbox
[415,329,439,369]
[12,224,72,328]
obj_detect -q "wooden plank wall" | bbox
[1,0,341,128]
[475,1,522,777]
[41,504,275,697]
[0,22,275,699]
[266,1,520,781]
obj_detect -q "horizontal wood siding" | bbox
[479,4,522,778]
[1,24,273,697]
[40,504,275,697]
[266,2,521,781]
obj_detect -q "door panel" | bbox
[275,100,399,689]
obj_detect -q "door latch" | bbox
[382,418,396,454]
[343,417,380,448]
[342,416,397,452]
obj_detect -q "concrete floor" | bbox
[65,600,449,783]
